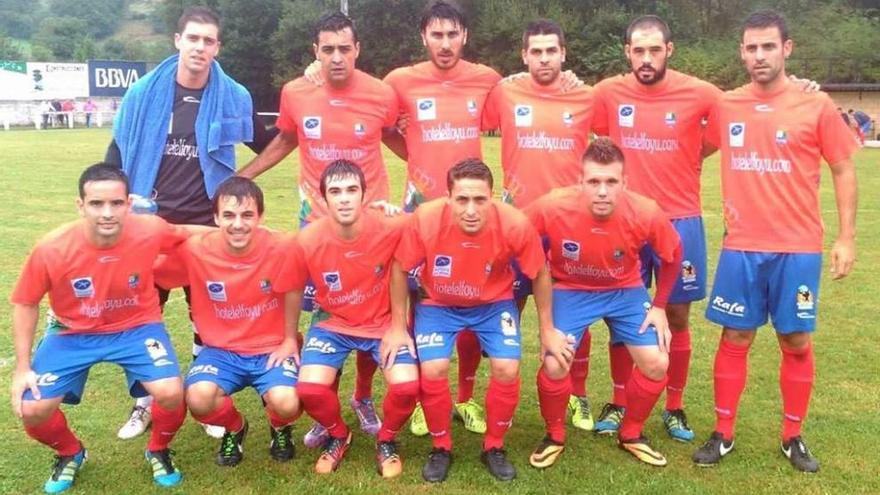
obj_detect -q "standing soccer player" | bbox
[526,138,681,468]
[481,19,596,431]
[692,10,858,473]
[10,164,195,493]
[155,177,302,467]
[589,15,723,441]
[276,161,419,478]
[107,6,277,440]
[382,0,501,436]
[394,159,550,482]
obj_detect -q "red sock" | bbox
[714,338,750,440]
[421,376,453,450]
[456,330,481,403]
[266,406,300,429]
[24,409,82,456]
[665,328,692,411]
[570,330,591,397]
[297,382,349,438]
[619,368,668,440]
[483,376,520,450]
[378,380,419,442]
[537,368,571,443]
[148,400,187,451]
[609,343,633,406]
[354,351,378,401]
[191,396,242,433]
[780,343,814,442]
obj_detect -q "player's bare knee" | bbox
[185,382,218,414]
[777,331,811,350]
[666,303,690,330]
[265,388,300,417]
[420,360,450,380]
[638,352,668,380]
[489,359,519,382]
[722,327,755,347]
[20,400,58,426]
[541,359,568,380]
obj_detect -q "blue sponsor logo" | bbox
[419,100,434,111]
[74,279,91,290]
[620,106,634,116]
[730,124,743,136]
[432,255,452,277]
[305,118,319,129]
[71,277,94,298]
[206,281,227,302]
[516,106,531,116]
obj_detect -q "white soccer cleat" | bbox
[202,422,226,439]
[117,405,152,440]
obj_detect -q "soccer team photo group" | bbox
[3,1,876,493]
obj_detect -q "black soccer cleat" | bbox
[269,425,295,462]
[421,448,452,483]
[216,419,249,467]
[692,431,734,467]
[781,436,819,473]
[481,447,516,481]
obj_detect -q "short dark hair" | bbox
[177,6,222,40]
[420,0,467,33]
[625,15,671,44]
[447,158,493,192]
[522,19,565,50]
[742,9,789,42]
[79,163,129,199]
[582,137,626,167]
[213,177,264,215]
[320,160,367,198]
[314,11,358,45]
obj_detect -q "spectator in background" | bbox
[838,107,850,126]
[848,108,871,143]
[84,99,98,128]
[61,100,75,127]
[40,101,52,128]
[50,100,62,127]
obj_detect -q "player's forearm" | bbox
[382,128,408,161]
[237,132,298,179]
[654,244,683,309]
[12,304,39,372]
[830,159,858,240]
[389,262,409,332]
[531,266,555,334]
[284,291,304,338]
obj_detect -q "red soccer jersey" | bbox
[158,229,290,355]
[395,199,545,307]
[384,60,501,204]
[276,70,399,222]
[526,187,680,293]
[593,70,722,219]
[705,81,860,253]
[482,77,594,207]
[275,211,406,338]
[11,215,188,334]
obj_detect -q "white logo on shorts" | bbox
[188,364,219,376]
[304,337,337,354]
[416,333,444,348]
[144,338,168,360]
[711,296,745,317]
[500,311,518,336]
[36,373,59,387]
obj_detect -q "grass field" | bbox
[0,128,878,494]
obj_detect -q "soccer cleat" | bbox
[618,436,668,467]
[594,403,625,435]
[529,436,565,469]
[44,447,87,494]
[781,436,820,473]
[568,395,595,431]
[269,425,295,462]
[376,441,403,478]
[117,405,151,440]
[303,422,329,449]
[144,448,182,487]
[692,431,735,467]
[216,420,249,467]
[662,409,695,442]
[481,448,516,481]
[315,431,353,474]
[409,402,429,437]
[421,448,452,483]
[350,397,382,437]
[453,398,487,434]
[202,422,225,439]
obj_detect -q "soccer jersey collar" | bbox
[627,69,674,95]
[745,77,792,100]
[426,58,469,81]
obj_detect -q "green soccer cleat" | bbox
[662,409,695,442]
[409,402,429,437]
[44,447,87,494]
[568,395,594,431]
[454,398,487,434]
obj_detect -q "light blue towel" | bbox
[113,54,254,198]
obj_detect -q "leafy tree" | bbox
[0,30,24,60]
[33,16,90,60]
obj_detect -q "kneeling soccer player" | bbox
[526,138,682,468]
[10,164,197,493]
[157,177,302,467]
[277,160,419,478]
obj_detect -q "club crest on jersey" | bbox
[303,116,322,139]
[664,112,676,126]
[467,99,478,116]
[729,122,745,147]
[416,98,437,121]
[433,255,452,277]
[322,271,342,292]
[775,128,788,145]
[206,281,227,302]
[562,111,574,126]
[618,104,635,127]
[128,273,140,289]
[796,285,815,311]
[561,240,580,261]
[260,279,272,294]
[613,248,625,262]
[71,277,94,298]
[514,104,533,127]
[500,311,518,336]
[681,260,696,283]
[354,122,366,138]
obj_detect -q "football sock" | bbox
[569,330,591,397]
[266,406,300,429]
[537,368,571,443]
[192,396,242,434]
[619,367,668,440]
[609,343,634,407]
[780,342,814,442]
[377,380,420,442]
[456,330,481,403]
[665,328,692,411]
[714,338,751,440]
[296,382,349,438]
[420,376,453,450]
[354,351,378,401]
[148,400,187,451]
[483,376,520,450]
[24,409,82,456]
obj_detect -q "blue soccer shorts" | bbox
[184,346,299,396]
[414,299,521,362]
[640,215,706,304]
[300,326,417,370]
[552,287,660,347]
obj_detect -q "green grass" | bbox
[0,128,878,494]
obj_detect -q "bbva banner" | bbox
[88,60,146,97]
